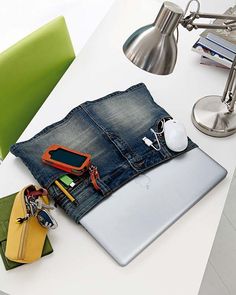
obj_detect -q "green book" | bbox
[0,193,53,270]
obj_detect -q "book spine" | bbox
[206,33,236,54]
[198,37,235,62]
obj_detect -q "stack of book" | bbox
[192,6,236,69]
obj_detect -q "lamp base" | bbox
[192,95,236,137]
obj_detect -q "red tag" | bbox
[89,165,101,191]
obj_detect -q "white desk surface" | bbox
[1,0,236,294]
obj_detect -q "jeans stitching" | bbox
[80,105,142,173]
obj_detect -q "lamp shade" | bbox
[123,2,184,75]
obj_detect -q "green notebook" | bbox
[0,193,53,270]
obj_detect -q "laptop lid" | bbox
[80,148,227,266]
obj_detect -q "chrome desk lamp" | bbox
[123,0,236,137]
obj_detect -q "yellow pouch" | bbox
[5,185,49,263]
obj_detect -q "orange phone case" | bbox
[42,144,91,175]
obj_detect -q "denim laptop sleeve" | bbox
[11,83,197,223]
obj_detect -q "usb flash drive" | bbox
[59,175,75,187]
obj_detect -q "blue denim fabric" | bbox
[11,83,197,223]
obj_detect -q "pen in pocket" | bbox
[54,180,78,206]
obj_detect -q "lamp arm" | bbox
[221,56,236,113]
[180,12,236,31]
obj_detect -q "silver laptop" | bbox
[80,148,227,266]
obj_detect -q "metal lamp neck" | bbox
[154,1,183,34]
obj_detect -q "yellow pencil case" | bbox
[5,185,49,263]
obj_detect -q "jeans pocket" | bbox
[47,172,107,222]
[150,117,198,157]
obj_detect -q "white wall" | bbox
[0,0,114,54]
[0,0,235,55]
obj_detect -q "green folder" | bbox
[0,193,53,270]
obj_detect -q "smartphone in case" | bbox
[42,144,91,175]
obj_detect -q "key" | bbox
[35,198,55,210]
